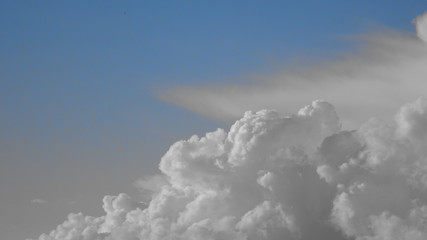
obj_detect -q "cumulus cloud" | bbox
[317,98,427,240]
[159,12,427,129]
[31,12,427,240]
[31,97,427,240]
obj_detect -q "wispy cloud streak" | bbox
[160,12,427,129]
[31,199,47,205]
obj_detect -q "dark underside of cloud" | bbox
[31,12,427,240]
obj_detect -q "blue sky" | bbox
[1,1,426,239]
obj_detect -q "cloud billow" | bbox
[31,97,427,240]
[31,11,427,240]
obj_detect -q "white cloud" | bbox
[31,97,427,240]
[321,97,427,240]
[30,11,427,240]
[159,12,427,130]
[31,100,345,240]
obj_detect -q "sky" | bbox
[1,1,427,240]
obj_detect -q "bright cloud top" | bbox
[31,97,427,240]
[160,11,427,129]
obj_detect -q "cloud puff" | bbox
[31,100,341,240]
[31,98,427,240]
[319,98,427,240]
[159,12,427,129]
[31,11,427,240]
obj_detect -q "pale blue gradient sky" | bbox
[0,1,425,239]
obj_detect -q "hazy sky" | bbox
[1,1,427,240]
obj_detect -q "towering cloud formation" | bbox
[32,11,427,240]
[32,97,427,240]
